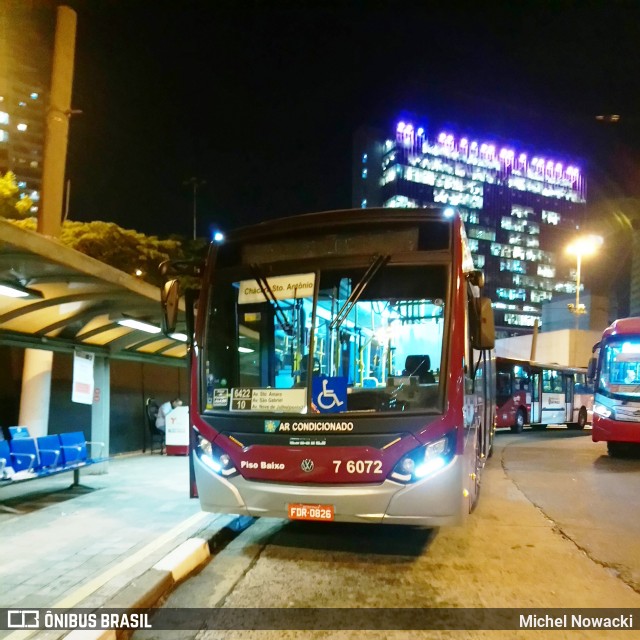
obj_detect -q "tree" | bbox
[0,171,33,219]
[10,218,186,287]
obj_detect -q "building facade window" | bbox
[537,265,556,278]
[504,313,539,327]
[497,288,527,301]
[383,195,418,208]
[468,227,496,242]
[542,209,561,225]
[500,259,526,273]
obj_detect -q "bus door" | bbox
[530,371,541,423]
[495,367,514,428]
[564,374,575,423]
[541,368,566,425]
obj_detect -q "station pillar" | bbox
[18,349,53,438]
[90,355,110,473]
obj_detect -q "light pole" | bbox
[566,234,603,329]
[183,177,206,240]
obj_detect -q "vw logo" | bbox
[300,459,314,473]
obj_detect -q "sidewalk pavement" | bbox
[0,452,244,640]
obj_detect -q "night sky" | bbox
[59,1,640,239]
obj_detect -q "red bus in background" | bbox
[496,357,592,433]
[162,207,496,526]
[590,317,640,457]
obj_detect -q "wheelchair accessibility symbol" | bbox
[312,376,347,413]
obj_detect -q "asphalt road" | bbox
[136,427,640,640]
[499,427,640,594]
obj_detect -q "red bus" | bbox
[590,317,640,457]
[163,207,496,526]
[496,357,592,433]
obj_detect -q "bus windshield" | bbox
[203,262,448,415]
[598,338,640,398]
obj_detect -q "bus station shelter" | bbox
[0,218,188,456]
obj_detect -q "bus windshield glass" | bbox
[203,262,447,415]
[598,338,640,398]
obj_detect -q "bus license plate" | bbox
[288,503,334,522]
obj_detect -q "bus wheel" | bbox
[568,406,588,430]
[511,409,525,434]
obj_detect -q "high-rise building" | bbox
[0,1,54,215]
[353,122,588,336]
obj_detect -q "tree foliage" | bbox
[0,171,33,219]
[3,170,207,288]
[10,217,189,287]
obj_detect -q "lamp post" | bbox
[183,177,206,240]
[566,234,603,329]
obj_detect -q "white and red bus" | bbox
[163,207,496,526]
[590,317,640,457]
[496,357,592,433]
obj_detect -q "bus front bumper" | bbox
[193,452,467,527]
[592,415,640,443]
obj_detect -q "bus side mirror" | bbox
[587,357,597,382]
[161,278,180,334]
[471,297,495,350]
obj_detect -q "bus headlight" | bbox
[593,403,613,419]
[196,435,238,477]
[390,434,454,484]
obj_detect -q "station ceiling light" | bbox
[0,280,43,299]
[116,316,162,334]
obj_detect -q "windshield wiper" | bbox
[329,254,389,331]
[250,264,294,335]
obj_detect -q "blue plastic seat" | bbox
[37,435,62,468]
[8,437,39,472]
[0,440,12,477]
[59,432,88,465]
[8,426,31,439]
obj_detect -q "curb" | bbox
[63,514,247,640]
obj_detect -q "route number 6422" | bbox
[333,459,383,474]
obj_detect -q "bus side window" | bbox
[497,373,511,396]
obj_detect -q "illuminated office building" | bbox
[0,1,53,214]
[353,122,588,335]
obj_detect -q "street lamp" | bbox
[183,177,206,240]
[565,234,603,329]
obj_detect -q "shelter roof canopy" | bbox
[0,219,187,365]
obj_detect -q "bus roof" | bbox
[223,206,456,244]
[602,317,640,340]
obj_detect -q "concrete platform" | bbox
[0,452,242,640]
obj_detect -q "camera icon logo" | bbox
[7,610,39,628]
